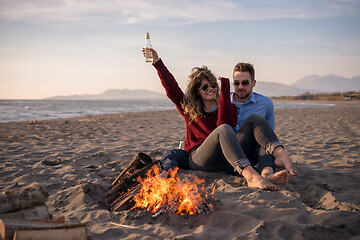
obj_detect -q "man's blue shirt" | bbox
[231,92,275,131]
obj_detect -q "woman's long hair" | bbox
[181,66,219,122]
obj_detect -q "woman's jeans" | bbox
[249,145,276,173]
[188,114,283,175]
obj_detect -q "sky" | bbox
[0,0,359,99]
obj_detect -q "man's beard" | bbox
[235,91,252,100]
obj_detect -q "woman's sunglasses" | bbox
[233,80,250,86]
[199,82,218,91]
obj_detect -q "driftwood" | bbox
[0,205,52,221]
[0,184,48,214]
[0,218,86,240]
[13,226,87,240]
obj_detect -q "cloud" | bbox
[0,0,359,25]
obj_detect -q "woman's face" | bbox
[197,79,218,102]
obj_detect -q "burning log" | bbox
[131,166,213,216]
[111,153,153,186]
[103,162,159,205]
[151,196,180,218]
[104,153,213,216]
[109,184,141,212]
[103,153,162,211]
[151,198,212,218]
[197,202,212,215]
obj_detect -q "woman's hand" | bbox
[142,48,160,63]
[218,76,229,82]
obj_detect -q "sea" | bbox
[0,99,336,123]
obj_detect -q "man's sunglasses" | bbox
[233,80,250,86]
[199,82,218,91]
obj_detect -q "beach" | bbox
[1,104,359,239]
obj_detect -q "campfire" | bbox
[103,153,213,217]
[131,166,212,217]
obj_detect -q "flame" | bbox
[131,165,211,215]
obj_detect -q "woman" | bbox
[144,48,296,191]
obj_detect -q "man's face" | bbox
[233,71,256,103]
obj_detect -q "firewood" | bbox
[151,200,212,218]
[13,225,87,240]
[111,153,153,186]
[103,161,162,205]
[110,184,141,212]
[0,218,86,240]
[151,197,179,218]
[197,202,212,215]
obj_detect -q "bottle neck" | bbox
[145,33,152,47]
[145,39,151,47]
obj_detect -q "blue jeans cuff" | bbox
[235,158,251,174]
[266,140,284,155]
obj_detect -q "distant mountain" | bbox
[254,75,360,97]
[254,81,308,97]
[46,74,360,100]
[292,75,360,93]
[46,89,166,100]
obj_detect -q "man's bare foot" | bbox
[273,147,298,176]
[264,170,290,184]
[242,166,280,191]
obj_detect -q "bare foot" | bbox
[265,170,290,184]
[242,166,280,191]
[273,147,298,176]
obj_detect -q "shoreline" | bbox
[1,99,359,124]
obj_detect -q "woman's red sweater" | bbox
[153,59,237,154]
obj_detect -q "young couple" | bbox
[143,48,297,191]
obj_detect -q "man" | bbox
[231,62,297,184]
[232,62,275,131]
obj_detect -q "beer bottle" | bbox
[144,32,153,62]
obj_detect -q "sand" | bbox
[0,103,359,239]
